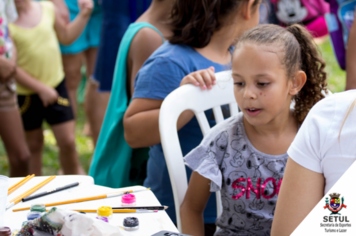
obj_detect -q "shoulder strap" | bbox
[132,22,165,43]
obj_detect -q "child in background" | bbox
[180,24,328,236]
[59,0,102,146]
[0,0,30,177]
[124,0,260,233]
[9,0,93,175]
[89,0,172,188]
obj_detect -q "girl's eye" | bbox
[257,83,270,87]
[234,82,245,86]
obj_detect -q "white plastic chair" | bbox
[159,70,238,231]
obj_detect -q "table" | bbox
[4,176,178,236]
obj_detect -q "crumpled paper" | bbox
[16,208,121,236]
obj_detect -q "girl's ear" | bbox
[241,0,256,20]
[289,70,307,96]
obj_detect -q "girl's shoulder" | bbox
[148,42,195,60]
[39,0,54,10]
[139,42,198,74]
[38,0,55,19]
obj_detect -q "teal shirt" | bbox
[89,23,164,188]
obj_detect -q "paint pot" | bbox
[0,227,11,236]
[97,206,113,218]
[123,217,139,231]
[27,204,46,220]
[27,212,42,221]
[121,194,136,206]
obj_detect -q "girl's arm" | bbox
[54,0,93,45]
[50,0,70,24]
[124,66,220,148]
[0,57,16,82]
[181,171,212,236]
[346,12,356,90]
[0,36,17,82]
[123,99,194,148]
[15,67,58,107]
[271,158,324,236]
[127,28,164,97]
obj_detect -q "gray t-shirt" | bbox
[184,113,288,236]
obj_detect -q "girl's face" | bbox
[232,43,294,127]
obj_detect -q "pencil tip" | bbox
[164,206,168,209]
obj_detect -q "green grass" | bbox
[319,37,347,92]
[0,37,347,176]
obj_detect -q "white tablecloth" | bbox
[4,176,178,236]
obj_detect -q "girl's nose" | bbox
[243,86,257,99]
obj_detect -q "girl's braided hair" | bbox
[236,24,328,124]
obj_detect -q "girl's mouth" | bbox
[245,108,262,117]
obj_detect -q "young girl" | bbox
[59,0,102,145]
[180,24,328,236]
[0,0,30,177]
[124,0,261,231]
[89,0,172,188]
[9,0,92,175]
[271,94,356,234]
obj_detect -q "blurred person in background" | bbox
[10,0,93,175]
[90,0,172,189]
[59,0,102,145]
[0,0,30,177]
[88,0,152,147]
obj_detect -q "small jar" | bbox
[121,194,136,206]
[123,217,139,231]
[97,206,113,222]
[27,204,46,221]
[0,227,11,236]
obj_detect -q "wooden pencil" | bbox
[8,175,30,191]
[22,182,80,202]
[13,188,150,212]
[7,176,56,209]
[8,174,35,195]
[10,176,55,203]
[70,209,158,213]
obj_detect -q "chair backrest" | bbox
[159,70,238,231]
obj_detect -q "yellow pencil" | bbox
[13,188,150,212]
[7,176,56,209]
[11,176,55,203]
[8,174,35,195]
[8,175,30,191]
[68,209,157,213]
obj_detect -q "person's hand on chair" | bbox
[180,66,216,90]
